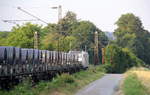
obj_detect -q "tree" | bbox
[104,45,143,73]
[42,11,108,64]
[0,32,10,46]
[42,23,57,37]
[6,23,42,48]
[0,31,9,38]
[56,11,78,37]
[114,13,150,64]
[70,21,96,50]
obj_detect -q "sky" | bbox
[0,0,150,32]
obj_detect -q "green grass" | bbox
[0,65,105,95]
[123,73,148,95]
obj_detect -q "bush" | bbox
[104,45,143,73]
[56,73,75,84]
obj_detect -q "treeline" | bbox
[104,45,143,73]
[0,11,108,64]
[104,13,150,73]
[0,11,150,72]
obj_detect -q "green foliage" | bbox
[5,23,42,48]
[0,32,10,46]
[0,11,108,64]
[59,36,77,51]
[41,11,108,63]
[59,11,77,33]
[114,13,150,64]
[42,23,58,37]
[55,73,75,84]
[123,73,148,95]
[42,32,59,50]
[0,32,9,38]
[0,78,35,95]
[42,32,78,51]
[42,11,108,51]
[104,45,143,73]
[0,65,105,95]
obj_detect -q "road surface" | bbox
[75,74,123,95]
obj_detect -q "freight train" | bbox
[0,46,89,88]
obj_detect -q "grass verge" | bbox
[122,67,149,95]
[0,65,105,95]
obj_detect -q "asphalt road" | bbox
[75,74,123,95]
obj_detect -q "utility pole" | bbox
[58,5,62,53]
[58,5,62,21]
[110,48,113,64]
[51,5,62,51]
[102,48,105,64]
[51,5,62,63]
[34,31,40,49]
[51,5,62,22]
[94,31,99,65]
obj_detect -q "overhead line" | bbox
[17,7,48,24]
[3,19,39,22]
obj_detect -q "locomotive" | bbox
[0,46,89,87]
